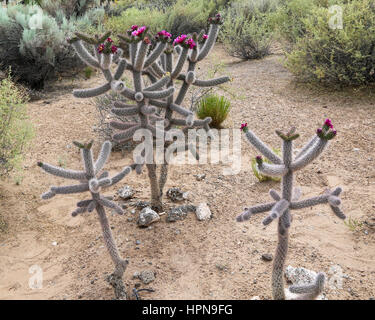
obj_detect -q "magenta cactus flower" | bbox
[98,44,105,53]
[97,38,118,55]
[131,25,138,31]
[317,119,337,140]
[185,38,196,49]
[173,34,187,46]
[132,26,146,37]
[324,118,333,129]
[203,34,208,40]
[111,45,118,54]
[155,30,172,42]
[240,123,248,132]
[255,155,263,165]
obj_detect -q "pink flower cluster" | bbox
[317,118,337,139]
[157,30,172,38]
[97,38,117,54]
[203,34,208,40]
[185,38,196,49]
[173,34,187,45]
[240,123,248,131]
[155,30,172,42]
[208,13,222,24]
[132,26,146,37]
[324,118,333,129]
[173,34,196,49]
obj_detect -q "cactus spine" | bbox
[237,120,345,300]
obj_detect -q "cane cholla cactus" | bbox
[68,14,230,211]
[237,119,346,300]
[38,140,132,299]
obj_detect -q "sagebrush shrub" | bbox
[0,4,104,88]
[220,0,277,59]
[196,94,231,128]
[0,75,33,178]
[285,0,375,86]
[105,6,166,36]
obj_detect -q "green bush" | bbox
[105,6,166,36]
[106,0,228,37]
[196,94,231,128]
[285,0,375,86]
[270,0,317,46]
[0,4,104,89]
[164,0,223,36]
[220,0,277,59]
[0,75,33,178]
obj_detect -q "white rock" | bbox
[137,207,160,227]
[285,266,327,300]
[52,241,57,246]
[195,203,212,221]
[250,296,260,300]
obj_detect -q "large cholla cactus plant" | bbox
[237,119,346,300]
[68,13,230,211]
[38,140,132,299]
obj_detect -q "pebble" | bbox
[195,203,212,221]
[194,173,206,181]
[261,253,273,262]
[133,270,155,284]
[135,240,141,245]
[137,207,160,227]
[117,185,134,200]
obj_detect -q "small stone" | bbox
[117,185,134,200]
[195,203,212,221]
[139,270,155,284]
[135,201,149,209]
[261,253,273,262]
[166,205,196,222]
[135,240,141,245]
[127,217,134,222]
[52,241,57,246]
[194,173,206,181]
[166,187,186,202]
[250,296,260,300]
[131,209,136,214]
[137,207,160,227]
[353,148,360,152]
[132,271,140,279]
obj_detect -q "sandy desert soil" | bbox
[0,45,374,300]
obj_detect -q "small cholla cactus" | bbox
[38,141,132,300]
[237,119,346,300]
[68,14,230,211]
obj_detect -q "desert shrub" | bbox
[270,0,317,46]
[220,0,278,59]
[196,94,231,128]
[39,0,98,17]
[106,0,228,37]
[105,6,166,36]
[164,0,224,36]
[0,4,104,88]
[0,75,33,178]
[285,0,375,86]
